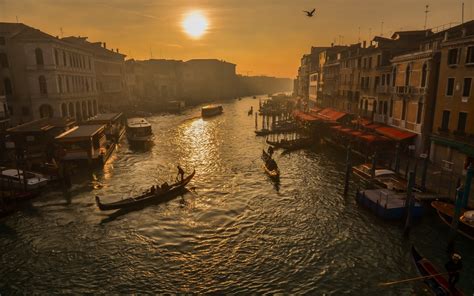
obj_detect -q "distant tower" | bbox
[424,5,430,30]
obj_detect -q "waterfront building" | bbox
[62,36,129,113]
[430,21,474,175]
[0,23,98,124]
[125,59,146,105]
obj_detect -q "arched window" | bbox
[383,101,388,115]
[75,101,81,120]
[39,104,53,118]
[63,51,67,66]
[0,53,9,68]
[389,99,393,117]
[58,75,63,93]
[68,102,74,117]
[402,99,407,120]
[364,100,368,115]
[54,49,59,65]
[85,79,89,92]
[93,100,98,115]
[66,76,70,92]
[378,101,383,114]
[392,66,397,86]
[421,64,428,87]
[373,100,377,115]
[87,100,92,116]
[61,103,67,117]
[4,78,12,95]
[39,75,47,94]
[82,101,87,118]
[405,64,411,86]
[35,48,44,65]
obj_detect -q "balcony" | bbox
[388,118,421,133]
[410,87,427,95]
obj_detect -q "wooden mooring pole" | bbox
[403,171,415,237]
[344,144,352,197]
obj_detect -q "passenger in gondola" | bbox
[161,182,170,191]
[445,253,462,290]
[177,165,185,181]
[267,146,274,157]
[150,186,156,194]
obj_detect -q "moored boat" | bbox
[355,189,423,219]
[126,118,154,145]
[411,246,464,296]
[432,201,474,240]
[352,163,408,192]
[266,137,311,151]
[0,167,49,190]
[95,170,195,211]
[201,105,223,117]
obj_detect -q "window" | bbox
[446,78,455,96]
[88,58,91,69]
[467,46,474,64]
[368,57,372,69]
[381,74,386,86]
[389,99,393,117]
[374,76,380,90]
[4,78,12,95]
[63,51,67,66]
[377,55,381,67]
[392,67,397,86]
[457,112,467,133]
[441,110,450,130]
[66,76,70,92]
[54,49,59,65]
[35,48,44,65]
[405,64,411,86]
[0,53,8,68]
[402,100,407,120]
[58,75,63,93]
[448,48,458,65]
[383,101,388,115]
[416,102,423,124]
[421,64,428,87]
[463,77,472,98]
[39,75,47,94]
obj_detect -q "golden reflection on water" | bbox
[178,118,221,172]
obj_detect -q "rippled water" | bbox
[1,97,473,294]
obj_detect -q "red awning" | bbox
[316,108,348,122]
[292,110,320,122]
[375,126,417,141]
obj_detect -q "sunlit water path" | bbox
[1,97,473,294]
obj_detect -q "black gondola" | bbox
[262,150,280,180]
[95,170,195,211]
[411,246,464,296]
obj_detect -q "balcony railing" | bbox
[376,85,389,94]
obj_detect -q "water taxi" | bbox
[201,105,223,117]
[126,118,154,145]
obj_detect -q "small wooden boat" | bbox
[0,167,49,190]
[95,170,195,211]
[352,163,408,192]
[411,246,464,296]
[262,150,280,180]
[432,201,474,240]
[201,105,223,117]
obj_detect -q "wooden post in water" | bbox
[255,112,258,129]
[394,142,401,173]
[403,171,416,236]
[344,144,352,197]
[448,186,464,250]
[371,151,377,179]
[420,153,429,190]
[261,114,265,130]
[461,164,473,208]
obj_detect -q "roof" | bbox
[87,113,123,123]
[292,110,319,122]
[127,118,151,128]
[55,124,105,140]
[185,59,235,66]
[7,117,76,133]
[375,126,417,141]
[316,108,349,122]
[330,125,391,144]
[62,36,126,58]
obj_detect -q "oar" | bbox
[379,272,450,287]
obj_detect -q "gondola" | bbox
[262,150,280,180]
[95,170,195,211]
[411,246,464,296]
[432,201,474,240]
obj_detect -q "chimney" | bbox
[103,42,107,49]
[331,42,334,47]
[363,41,367,48]
[116,48,119,53]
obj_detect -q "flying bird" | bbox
[303,9,316,17]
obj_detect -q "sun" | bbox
[182,11,208,39]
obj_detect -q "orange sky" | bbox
[0,0,470,78]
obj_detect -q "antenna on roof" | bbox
[60,27,64,38]
[358,27,361,43]
[462,2,465,24]
[424,4,430,29]
[381,21,384,36]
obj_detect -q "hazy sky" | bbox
[0,0,471,77]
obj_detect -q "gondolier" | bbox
[177,165,185,181]
[445,253,462,290]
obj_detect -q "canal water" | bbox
[1,97,473,294]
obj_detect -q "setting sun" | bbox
[182,11,208,39]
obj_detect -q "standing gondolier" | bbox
[445,253,462,290]
[177,165,185,181]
